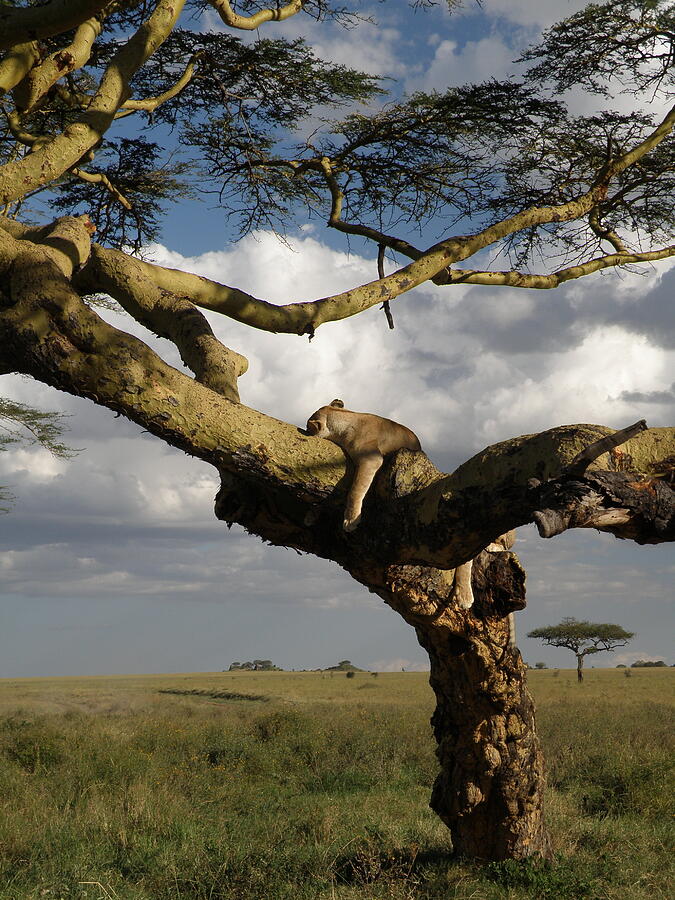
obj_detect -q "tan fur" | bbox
[305,400,517,642]
[452,530,517,646]
[452,530,516,608]
[306,399,420,531]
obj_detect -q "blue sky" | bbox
[1,0,673,676]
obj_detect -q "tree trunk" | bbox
[577,655,584,683]
[423,631,551,860]
[354,549,552,860]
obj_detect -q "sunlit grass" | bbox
[0,668,673,899]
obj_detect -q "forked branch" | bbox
[0,0,186,206]
[208,0,304,30]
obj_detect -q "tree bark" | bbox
[346,549,550,860]
[577,655,584,683]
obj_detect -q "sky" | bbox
[1,0,673,677]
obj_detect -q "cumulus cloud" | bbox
[475,0,589,30]
[407,35,516,93]
[371,658,429,673]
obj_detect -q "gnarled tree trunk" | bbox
[349,550,550,860]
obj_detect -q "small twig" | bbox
[70,167,133,210]
[378,243,395,329]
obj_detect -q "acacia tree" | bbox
[527,618,635,682]
[1,0,675,862]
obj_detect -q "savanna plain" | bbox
[0,667,673,900]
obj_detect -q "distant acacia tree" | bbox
[527,618,635,682]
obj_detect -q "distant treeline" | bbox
[623,660,670,668]
[227,659,366,672]
[228,660,280,671]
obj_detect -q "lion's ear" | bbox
[330,399,344,408]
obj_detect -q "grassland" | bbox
[0,668,673,900]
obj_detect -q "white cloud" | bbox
[407,35,515,93]
[1,446,70,482]
[145,231,675,470]
[479,0,589,30]
[371,657,429,673]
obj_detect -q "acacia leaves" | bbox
[0,397,78,512]
[53,137,193,251]
[520,0,675,97]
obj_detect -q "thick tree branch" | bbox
[79,243,248,401]
[2,220,673,567]
[77,238,675,335]
[11,16,104,113]
[0,0,186,206]
[0,41,40,95]
[0,0,110,51]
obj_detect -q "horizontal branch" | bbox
[1,232,673,568]
[444,246,675,289]
[96,103,675,333]
[0,0,109,51]
[71,236,675,338]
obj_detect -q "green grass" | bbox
[0,668,673,899]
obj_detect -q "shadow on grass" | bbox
[334,843,451,886]
[158,688,270,702]
[334,843,600,899]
